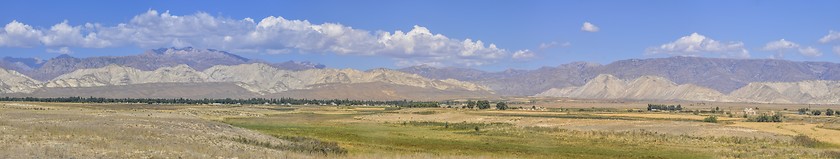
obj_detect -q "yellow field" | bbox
[731,122,840,145]
[595,113,740,121]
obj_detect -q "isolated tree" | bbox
[798,108,808,115]
[466,100,476,109]
[703,116,718,123]
[826,109,835,116]
[813,110,822,116]
[771,113,784,122]
[495,102,508,110]
[477,100,491,109]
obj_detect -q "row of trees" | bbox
[748,113,784,122]
[463,100,508,110]
[798,108,838,116]
[646,104,682,111]
[0,97,440,108]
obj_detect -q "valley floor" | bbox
[1,101,839,158]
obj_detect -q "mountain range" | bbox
[3,47,840,103]
[0,47,325,81]
[401,56,840,96]
[536,74,840,104]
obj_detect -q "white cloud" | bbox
[512,49,535,59]
[0,10,526,67]
[40,21,111,48]
[538,41,570,49]
[395,60,445,67]
[645,32,750,58]
[762,39,799,51]
[0,20,43,47]
[761,39,824,58]
[46,47,73,54]
[581,22,599,32]
[834,46,840,56]
[820,30,840,43]
[265,49,292,55]
[798,46,822,57]
[763,39,800,59]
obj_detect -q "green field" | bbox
[224,111,711,158]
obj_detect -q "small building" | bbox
[744,108,757,115]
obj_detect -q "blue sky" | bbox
[1,0,839,71]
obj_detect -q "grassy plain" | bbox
[2,101,840,158]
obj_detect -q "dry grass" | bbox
[595,113,739,121]
[0,102,314,158]
[3,101,838,158]
[731,122,840,146]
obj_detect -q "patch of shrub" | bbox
[822,151,840,158]
[228,136,347,155]
[793,134,819,148]
[411,111,436,115]
[747,113,783,122]
[702,116,718,123]
[402,121,512,130]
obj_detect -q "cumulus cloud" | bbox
[46,47,73,54]
[0,10,525,67]
[512,49,535,59]
[645,32,749,58]
[762,39,799,51]
[761,39,824,58]
[763,39,800,59]
[581,22,599,32]
[798,46,822,57]
[0,20,43,47]
[820,30,840,43]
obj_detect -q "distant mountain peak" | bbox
[146,47,250,61]
[271,60,326,70]
[53,54,76,59]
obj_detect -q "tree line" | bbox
[0,96,440,108]
[646,104,682,111]
[462,100,508,110]
[798,108,838,116]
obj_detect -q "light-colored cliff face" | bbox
[536,74,729,102]
[42,63,492,95]
[46,64,207,88]
[537,74,840,104]
[0,68,41,93]
[729,80,840,104]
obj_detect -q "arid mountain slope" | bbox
[0,47,325,81]
[729,80,840,104]
[401,56,840,96]
[267,82,496,101]
[537,74,728,101]
[0,68,41,93]
[21,82,258,99]
[0,63,494,100]
[538,74,840,104]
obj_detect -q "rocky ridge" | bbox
[538,74,840,104]
[39,63,491,95]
